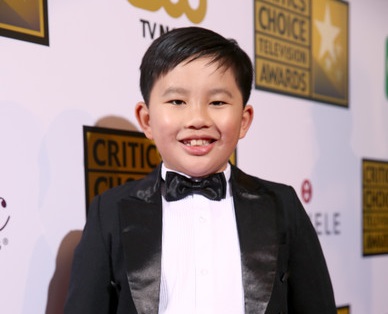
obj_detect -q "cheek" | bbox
[150,109,176,127]
[149,115,176,144]
[218,116,242,139]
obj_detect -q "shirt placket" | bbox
[194,195,213,313]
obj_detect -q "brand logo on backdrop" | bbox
[0,0,49,45]
[0,197,9,232]
[140,19,174,40]
[128,0,207,24]
[362,159,388,256]
[254,0,349,107]
[301,179,313,203]
[300,180,341,236]
[0,197,10,251]
[83,126,162,211]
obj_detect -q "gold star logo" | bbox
[314,4,341,61]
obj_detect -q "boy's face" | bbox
[136,57,253,178]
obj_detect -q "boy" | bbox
[65,27,336,313]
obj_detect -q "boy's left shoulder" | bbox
[231,164,293,194]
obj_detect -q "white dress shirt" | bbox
[158,164,245,314]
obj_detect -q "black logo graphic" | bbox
[0,197,10,250]
[0,197,9,232]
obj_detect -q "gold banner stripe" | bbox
[255,1,311,46]
[255,58,310,96]
[362,159,388,255]
[259,0,311,17]
[256,33,310,69]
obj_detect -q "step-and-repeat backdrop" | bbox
[1,0,387,313]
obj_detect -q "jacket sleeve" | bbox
[64,195,113,314]
[286,187,337,314]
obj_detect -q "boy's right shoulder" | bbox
[86,165,162,225]
[98,164,161,201]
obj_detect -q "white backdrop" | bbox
[1,0,388,313]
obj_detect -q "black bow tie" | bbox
[164,171,227,202]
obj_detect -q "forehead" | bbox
[156,57,237,86]
[180,56,232,75]
[148,58,243,104]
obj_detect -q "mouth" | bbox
[182,139,214,146]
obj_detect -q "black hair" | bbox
[139,26,253,106]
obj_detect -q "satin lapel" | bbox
[118,167,163,314]
[231,167,279,314]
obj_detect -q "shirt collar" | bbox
[161,163,231,182]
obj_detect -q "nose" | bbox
[184,103,212,129]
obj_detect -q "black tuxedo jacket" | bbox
[65,164,336,314]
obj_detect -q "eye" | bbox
[168,99,186,105]
[210,101,226,106]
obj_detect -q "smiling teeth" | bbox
[186,139,211,146]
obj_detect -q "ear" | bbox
[135,101,153,140]
[239,104,254,139]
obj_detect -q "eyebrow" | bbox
[208,88,233,98]
[162,87,233,98]
[162,87,188,97]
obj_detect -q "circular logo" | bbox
[301,180,313,204]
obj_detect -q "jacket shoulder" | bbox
[96,164,161,202]
[231,165,294,196]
